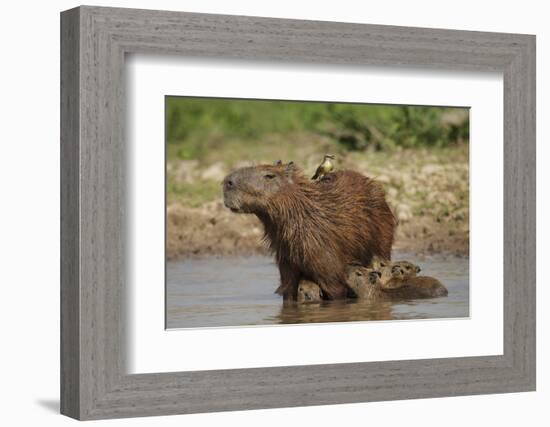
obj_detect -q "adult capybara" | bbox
[222,161,397,300]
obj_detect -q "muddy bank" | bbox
[167,201,268,258]
[167,146,469,259]
[167,201,468,260]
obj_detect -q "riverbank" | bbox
[167,145,469,259]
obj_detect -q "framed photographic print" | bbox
[60,5,536,420]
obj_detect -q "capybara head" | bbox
[367,270,382,286]
[346,266,368,293]
[223,162,297,214]
[346,266,382,292]
[371,256,391,270]
[297,280,323,303]
[378,265,394,285]
[393,261,421,279]
[391,265,406,280]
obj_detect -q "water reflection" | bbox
[273,299,394,324]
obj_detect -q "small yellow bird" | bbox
[311,154,335,180]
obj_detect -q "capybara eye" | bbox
[355,271,363,276]
[264,173,276,180]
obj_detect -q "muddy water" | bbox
[166,253,469,329]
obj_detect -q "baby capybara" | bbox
[223,161,396,300]
[297,280,323,303]
[347,265,448,301]
[392,260,421,279]
[376,260,421,286]
[346,266,385,301]
[384,266,448,298]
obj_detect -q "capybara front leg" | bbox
[275,262,301,301]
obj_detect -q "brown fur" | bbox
[297,280,323,303]
[346,266,386,301]
[373,259,420,284]
[370,256,391,271]
[347,265,448,301]
[223,162,397,300]
[384,267,448,298]
[392,260,421,279]
[378,265,395,287]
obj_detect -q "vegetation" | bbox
[166,97,469,162]
[167,179,222,207]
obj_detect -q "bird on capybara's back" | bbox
[222,161,397,300]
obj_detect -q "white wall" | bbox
[0,0,546,425]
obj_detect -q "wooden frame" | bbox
[60,5,536,420]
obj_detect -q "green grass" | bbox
[166,97,469,162]
[167,133,337,168]
[167,179,222,207]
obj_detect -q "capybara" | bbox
[347,265,448,301]
[392,260,421,279]
[384,266,448,298]
[297,280,323,303]
[223,162,397,300]
[375,260,420,285]
[370,256,391,270]
[369,256,393,285]
[378,265,395,287]
[346,266,385,301]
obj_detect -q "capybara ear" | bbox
[376,271,382,278]
[285,161,296,175]
[274,160,283,166]
[416,266,421,273]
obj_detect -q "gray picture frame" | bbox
[60,5,536,420]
